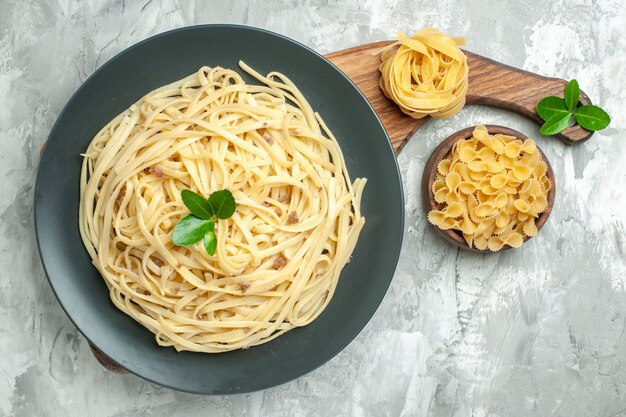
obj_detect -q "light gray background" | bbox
[1,0,625,416]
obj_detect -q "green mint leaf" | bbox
[181,189,214,220]
[564,79,580,112]
[208,190,237,220]
[172,215,214,246]
[574,105,611,131]
[203,230,217,256]
[540,112,573,136]
[536,96,569,121]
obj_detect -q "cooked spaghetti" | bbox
[79,62,366,353]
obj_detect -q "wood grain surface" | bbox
[325,41,594,153]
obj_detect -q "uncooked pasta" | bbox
[428,125,549,251]
[378,28,469,119]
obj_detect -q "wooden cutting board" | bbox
[325,41,593,154]
[88,41,592,373]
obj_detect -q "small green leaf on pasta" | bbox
[208,190,237,219]
[536,96,569,121]
[203,230,217,256]
[181,189,214,219]
[564,79,580,112]
[172,215,214,246]
[574,105,611,131]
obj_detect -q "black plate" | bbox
[34,25,404,394]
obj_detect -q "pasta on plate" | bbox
[79,62,366,352]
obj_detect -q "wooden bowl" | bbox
[421,125,556,252]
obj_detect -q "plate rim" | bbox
[34,23,405,394]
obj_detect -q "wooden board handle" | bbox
[325,41,594,153]
[464,51,593,145]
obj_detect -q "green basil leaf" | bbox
[172,215,214,246]
[181,189,214,220]
[564,79,580,112]
[536,96,569,121]
[203,230,217,256]
[208,190,237,219]
[574,105,611,131]
[540,112,573,136]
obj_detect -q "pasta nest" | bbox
[378,28,469,119]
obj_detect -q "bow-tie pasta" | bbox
[428,125,551,251]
